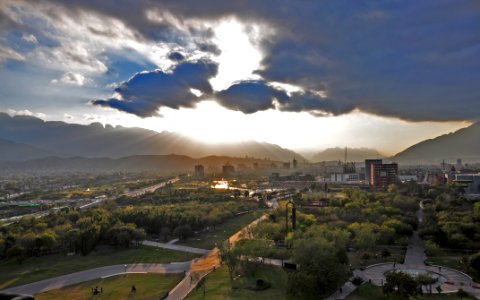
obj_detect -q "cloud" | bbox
[21,33,38,44]
[52,72,88,86]
[215,80,288,113]
[0,46,25,63]
[167,51,185,61]
[7,108,46,118]
[2,0,480,121]
[92,59,218,117]
[214,80,352,116]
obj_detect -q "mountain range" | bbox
[392,122,480,164]
[0,112,479,168]
[309,147,385,162]
[0,155,278,173]
[0,113,300,162]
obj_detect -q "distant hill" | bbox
[393,122,480,164]
[0,113,302,162]
[0,154,280,173]
[311,147,385,162]
[0,138,61,161]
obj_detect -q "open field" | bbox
[0,245,198,290]
[186,265,288,300]
[425,248,479,281]
[178,211,263,250]
[36,273,181,300]
[348,246,406,268]
[346,284,476,300]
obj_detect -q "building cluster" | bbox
[329,158,399,191]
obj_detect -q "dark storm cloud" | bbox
[10,0,480,121]
[156,0,480,121]
[215,80,289,114]
[92,59,218,117]
[167,51,185,62]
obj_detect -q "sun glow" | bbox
[209,19,263,91]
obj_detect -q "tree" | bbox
[381,248,391,259]
[416,273,435,294]
[383,271,421,297]
[470,252,480,275]
[287,238,349,299]
[160,227,171,242]
[7,245,26,264]
[173,225,193,241]
[220,246,239,283]
[457,288,468,299]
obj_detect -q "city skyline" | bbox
[0,1,479,154]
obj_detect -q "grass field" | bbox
[348,246,406,268]
[425,249,479,281]
[36,273,181,300]
[346,284,476,300]
[186,265,288,300]
[0,245,198,290]
[178,211,263,249]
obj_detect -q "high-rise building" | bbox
[194,164,204,177]
[222,163,235,177]
[365,159,383,184]
[371,163,398,191]
[292,157,298,169]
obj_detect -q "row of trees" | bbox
[0,198,259,264]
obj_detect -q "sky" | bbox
[0,1,478,155]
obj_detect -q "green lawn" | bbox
[425,249,479,281]
[186,265,288,300]
[36,273,181,300]
[348,247,406,268]
[0,245,199,290]
[346,284,476,300]
[179,211,263,249]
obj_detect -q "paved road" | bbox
[1,262,192,296]
[123,178,179,197]
[142,240,210,255]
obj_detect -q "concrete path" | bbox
[1,262,192,296]
[404,232,426,266]
[142,240,210,255]
[325,280,358,300]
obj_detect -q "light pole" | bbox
[124,264,127,273]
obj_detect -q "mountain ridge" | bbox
[0,113,303,162]
[0,154,283,173]
[392,122,480,164]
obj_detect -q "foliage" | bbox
[287,238,350,299]
[383,271,421,297]
[470,252,480,274]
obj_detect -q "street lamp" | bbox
[124,264,127,273]
[285,199,296,233]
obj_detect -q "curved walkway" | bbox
[142,240,210,255]
[1,261,192,296]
